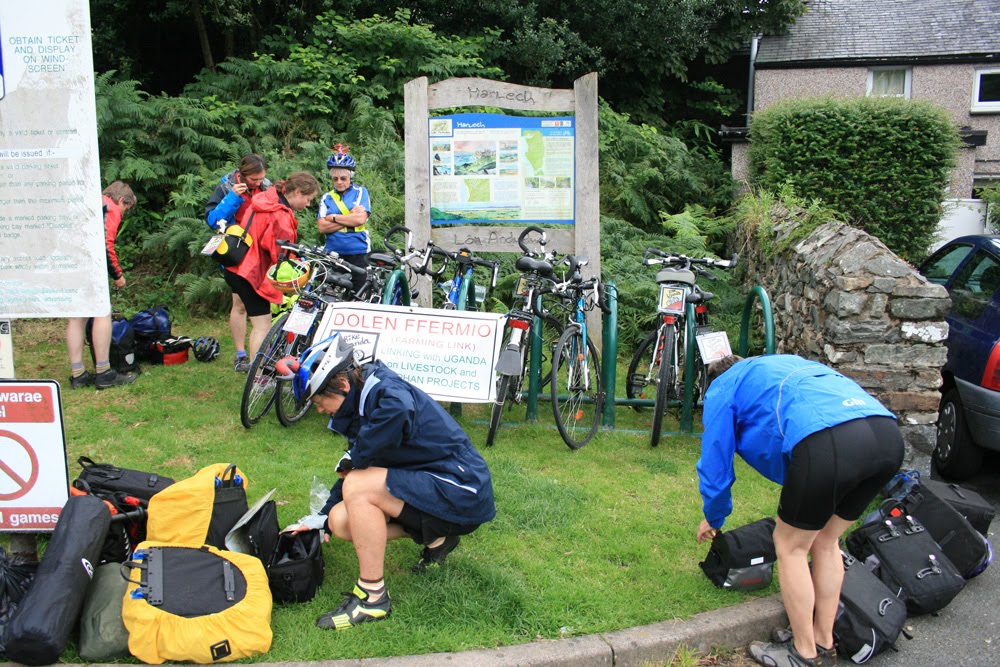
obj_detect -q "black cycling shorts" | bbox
[779,416,905,530]
[223,270,271,317]
[390,503,481,546]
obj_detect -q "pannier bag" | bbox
[847,513,965,616]
[150,336,194,366]
[699,517,776,591]
[129,306,172,362]
[917,478,994,537]
[76,456,175,501]
[78,562,130,662]
[147,463,249,549]
[3,495,111,666]
[833,551,907,664]
[897,486,992,579]
[121,542,272,664]
[86,314,140,374]
[268,530,325,604]
[0,547,39,656]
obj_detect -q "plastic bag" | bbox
[0,546,40,654]
[310,475,329,515]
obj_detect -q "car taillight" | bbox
[982,341,1000,391]
[508,318,531,331]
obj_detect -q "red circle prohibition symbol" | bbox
[0,429,40,501]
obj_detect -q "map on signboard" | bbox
[429,113,575,225]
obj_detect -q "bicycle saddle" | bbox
[515,256,554,276]
[656,268,696,286]
[369,252,398,268]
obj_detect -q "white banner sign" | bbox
[314,303,505,402]
[0,380,69,532]
[0,1,109,317]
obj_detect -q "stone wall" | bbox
[742,220,951,459]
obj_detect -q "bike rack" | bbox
[380,269,412,306]
[510,282,774,437]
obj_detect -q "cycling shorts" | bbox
[223,270,271,317]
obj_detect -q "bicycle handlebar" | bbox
[276,239,367,277]
[382,225,411,257]
[642,248,738,271]
[517,225,547,256]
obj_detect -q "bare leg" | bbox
[328,500,408,543]
[230,294,248,355]
[247,313,272,359]
[340,468,404,581]
[773,517,820,660]
[810,515,853,650]
[89,314,113,363]
[66,318,88,366]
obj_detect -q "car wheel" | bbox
[933,388,983,480]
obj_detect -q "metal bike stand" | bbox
[380,269,412,306]
[738,285,776,356]
[601,282,618,429]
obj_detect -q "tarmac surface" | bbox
[13,454,998,667]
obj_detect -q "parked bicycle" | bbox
[542,253,607,449]
[355,225,423,306]
[420,241,500,311]
[487,226,565,447]
[239,241,363,429]
[626,248,736,447]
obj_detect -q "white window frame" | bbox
[972,68,1000,113]
[866,67,912,99]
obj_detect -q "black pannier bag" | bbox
[917,478,995,537]
[129,305,172,362]
[86,314,140,374]
[833,551,907,664]
[699,517,776,591]
[76,456,175,501]
[3,495,111,666]
[898,486,992,579]
[847,513,965,616]
[268,530,325,603]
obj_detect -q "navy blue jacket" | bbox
[322,361,495,526]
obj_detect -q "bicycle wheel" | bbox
[239,313,289,429]
[486,374,512,447]
[275,330,314,427]
[626,329,661,410]
[550,326,602,449]
[650,326,677,447]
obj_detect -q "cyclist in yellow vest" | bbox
[317,144,370,294]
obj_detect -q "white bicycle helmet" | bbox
[293,333,358,402]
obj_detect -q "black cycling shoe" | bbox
[412,535,460,573]
[770,628,837,663]
[94,369,137,390]
[315,586,391,630]
[69,371,95,389]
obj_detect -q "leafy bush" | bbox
[748,97,960,261]
[979,182,1000,233]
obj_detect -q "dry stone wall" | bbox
[742,220,950,458]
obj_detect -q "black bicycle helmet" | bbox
[193,336,221,362]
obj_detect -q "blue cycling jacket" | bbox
[697,355,895,529]
[317,184,371,256]
[321,361,495,526]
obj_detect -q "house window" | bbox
[867,68,911,99]
[972,68,1000,113]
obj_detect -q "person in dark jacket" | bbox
[223,171,319,360]
[205,154,271,371]
[287,335,496,630]
[696,355,904,667]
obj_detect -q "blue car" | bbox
[919,235,1000,479]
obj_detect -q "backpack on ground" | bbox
[129,306,172,362]
[146,463,249,549]
[78,562,130,662]
[121,542,272,664]
[699,517,776,592]
[884,471,995,537]
[75,456,175,501]
[846,513,965,616]
[86,314,140,374]
[833,551,908,664]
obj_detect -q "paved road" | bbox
[865,452,999,667]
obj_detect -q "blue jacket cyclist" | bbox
[696,354,903,667]
[317,144,371,294]
[289,334,495,631]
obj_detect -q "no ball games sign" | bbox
[0,380,69,531]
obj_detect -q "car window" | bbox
[921,244,974,285]
[950,250,1000,320]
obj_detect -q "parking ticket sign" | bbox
[0,380,69,531]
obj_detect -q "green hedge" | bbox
[748,97,960,260]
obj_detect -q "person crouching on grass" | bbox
[695,354,904,667]
[285,335,495,630]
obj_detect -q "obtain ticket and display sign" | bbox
[429,113,575,226]
[314,303,505,402]
[0,380,69,532]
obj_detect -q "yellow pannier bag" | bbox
[146,463,249,548]
[121,542,272,664]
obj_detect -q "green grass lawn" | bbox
[6,317,780,661]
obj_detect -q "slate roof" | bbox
[755,0,1000,66]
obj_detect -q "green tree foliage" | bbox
[748,97,961,260]
[979,183,1000,233]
